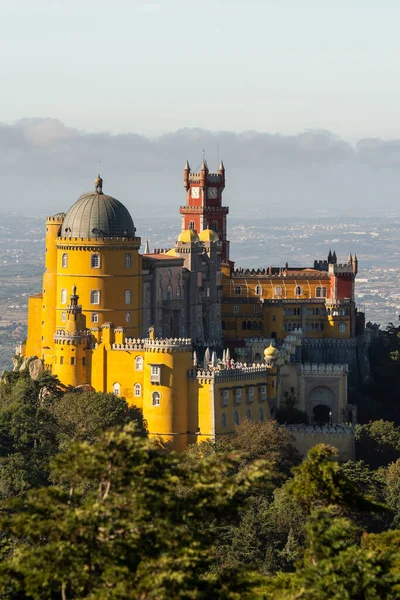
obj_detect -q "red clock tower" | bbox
[180,159,230,262]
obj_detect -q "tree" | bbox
[0,425,267,599]
[275,390,308,425]
[355,420,400,468]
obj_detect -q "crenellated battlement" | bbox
[297,362,348,375]
[110,337,193,352]
[189,362,268,383]
[285,424,354,435]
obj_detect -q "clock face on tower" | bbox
[207,187,218,199]
[191,187,200,199]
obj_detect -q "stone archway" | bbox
[308,385,335,424]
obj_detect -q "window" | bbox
[248,387,254,403]
[62,253,68,268]
[135,356,143,371]
[234,411,239,426]
[189,220,195,230]
[168,269,172,280]
[61,311,66,322]
[125,312,131,323]
[92,313,99,323]
[167,285,173,301]
[275,285,282,296]
[255,285,262,296]
[151,365,161,383]
[234,306,239,314]
[91,254,100,268]
[90,290,100,305]
[125,253,132,268]
[113,383,120,396]
[176,285,181,299]
[146,288,151,303]
[222,412,227,428]
[212,220,218,231]
[61,289,67,304]
[295,285,302,296]
[234,286,242,296]
[339,322,346,333]
[246,408,252,421]
[158,287,163,302]
[60,356,64,365]
[259,407,264,422]
[71,357,75,366]
[235,389,242,404]
[82,357,86,366]
[152,391,161,406]
[125,290,131,305]
[254,305,260,314]
[223,389,229,407]
[134,383,142,397]
[260,385,267,401]
[315,286,327,298]
[242,321,247,330]
[272,315,276,322]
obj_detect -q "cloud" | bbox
[0,118,399,216]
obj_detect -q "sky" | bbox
[1,0,400,140]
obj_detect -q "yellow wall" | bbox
[25,295,43,357]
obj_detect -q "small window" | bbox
[62,253,68,268]
[248,387,254,402]
[176,285,181,299]
[261,385,267,400]
[235,389,242,404]
[152,391,161,406]
[71,357,75,366]
[259,407,264,422]
[168,269,172,280]
[90,290,100,305]
[234,306,239,314]
[125,290,131,305]
[91,254,100,269]
[234,286,242,296]
[61,289,67,304]
[275,285,282,296]
[255,285,262,296]
[167,285,173,301]
[113,383,120,396]
[254,306,260,314]
[295,285,302,296]
[134,383,142,397]
[246,408,251,421]
[222,412,227,428]
[92,313,99,323]
[212,220,218,231]
[135,356,143,371]
[151,365,160,376]
[61,311,66,322]
[125,253,132,268]
[60,356,64,365]
[125,312,131,323]
[339,322,346,333]
[158,287,163,302]
[82,357,86,366]
[189,220,195,230]
[223,389,229,406]
[234,411,239,426]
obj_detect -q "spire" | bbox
[193,351,198,367]
[218,160,225,172]
[204,347,210,366]
[200,156,208,172]
[328,249,333,263]
[348,253,353,264]
[211,351,217,367]
[144,239,150,254]
[332,250,337,263]
[184,159,190,171]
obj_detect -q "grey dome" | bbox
[61,179,135,239]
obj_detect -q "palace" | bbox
[21,162,359,456]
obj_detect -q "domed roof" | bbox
[60,176,135,239]
[165,248,177,256]
[177,229,199,243]
[199,228,219,242]
[264,343,279,359]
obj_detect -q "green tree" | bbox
[355,420,400,468]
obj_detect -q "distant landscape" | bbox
[0,210,398,373]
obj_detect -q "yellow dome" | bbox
[165,248,177,256]
[177,229,200,243]
[264,343,279,358]
[199,229,219,242]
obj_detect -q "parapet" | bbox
[111,337,193,352]
[297,363,349,375]
[189,362,268,383]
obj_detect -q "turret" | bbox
[218,160,225,190]
[183,160,190,190]
[328,250,333,264]
[332,250,337,264]
[352,254,358,275]
[348,253,352,265]
[200,159,208,186]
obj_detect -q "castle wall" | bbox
[286,425,355,461]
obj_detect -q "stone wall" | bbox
[285,424,355,461]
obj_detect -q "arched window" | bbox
[235,389,242,404]
[61,289,67,304]
[125,290,131,305]
[113,382,120,397]
[247,320,251,330]
[212,220,218,231]
[158,287,163,302]
[91,254,100,268]
[275,285,282,296]
[222,412,227,428]
[234,286,242,296]
[316,286,321,298]
[260,385,267,400]
[223,390,229,406]
[248,387,254,403]
[134,383,142,397]
[246,408,251,421]
[91,313,99,323]
[152,391,161,406]
[255,285,262,296]
[295,285,302,296]
[167,285,173,301]
[189,220,195,230]
[90,290,100,305]
[259,407,264,422]
[61,311,66,322]
[339,322,346,333]
[135,356,143,371]
[125,253,132,268]
[125,312,131,323]
[234,411,239,426]
[321,287,327,298]
[176,285,181,299]
[62,253,68,268]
